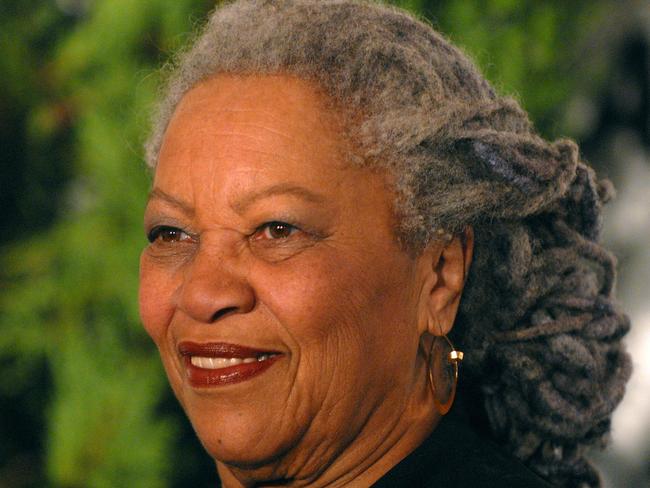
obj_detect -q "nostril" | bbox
[211,306,239,322]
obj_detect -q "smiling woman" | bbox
[140,74,441,483]
[139,1,630,487]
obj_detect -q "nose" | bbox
[175,240,256,324]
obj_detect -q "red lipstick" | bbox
[179,342,282,387]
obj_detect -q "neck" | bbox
[216,377,439,487]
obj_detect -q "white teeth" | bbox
[190,355,273,369]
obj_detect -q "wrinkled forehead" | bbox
[156,73,359,171]
[152,73,395,218]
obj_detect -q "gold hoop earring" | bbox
[427,335,463,415]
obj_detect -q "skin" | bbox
[139,74,473,487]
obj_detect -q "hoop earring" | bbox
[427,335,463,415]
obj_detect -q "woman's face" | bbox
[140,75,430,479]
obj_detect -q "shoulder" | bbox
[372,411,554,488]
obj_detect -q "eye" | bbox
[147,226,193,244]
[257,221,300,240]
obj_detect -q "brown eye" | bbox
[260,221,299,240]
[147,226,192,244]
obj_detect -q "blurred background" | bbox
[1,0,648,486]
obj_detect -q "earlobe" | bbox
[419,227,474,337]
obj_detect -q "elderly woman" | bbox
[139,1,631,486]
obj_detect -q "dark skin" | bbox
[139,74,473,487]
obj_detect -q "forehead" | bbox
[160,74,349,161]
[154,74,355,195]
[151,73,400,227]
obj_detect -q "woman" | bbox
[139,1,631,486]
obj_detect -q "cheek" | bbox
[257,256,352,338]
[252,247,421,433]
[256,247,415,352]
[139,253,176,344]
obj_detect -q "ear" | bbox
[416,227,474,337]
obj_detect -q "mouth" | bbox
[178,342,282,387]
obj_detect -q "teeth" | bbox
[190,355,273,369]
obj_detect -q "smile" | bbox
[179,342,282,387]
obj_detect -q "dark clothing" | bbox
[372,410,553,487]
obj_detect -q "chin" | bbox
[183,395,302,468]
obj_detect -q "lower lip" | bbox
[184,355,281,387]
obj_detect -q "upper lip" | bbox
[178,341,281,358]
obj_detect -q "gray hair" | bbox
[145,1,631,486]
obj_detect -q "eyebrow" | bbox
[231,183,326,214]
[147,183,326,215]
[147,188,195,215]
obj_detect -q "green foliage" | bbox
[46,328,172,487]
[0,0,614,485]
[1,1,213,486]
